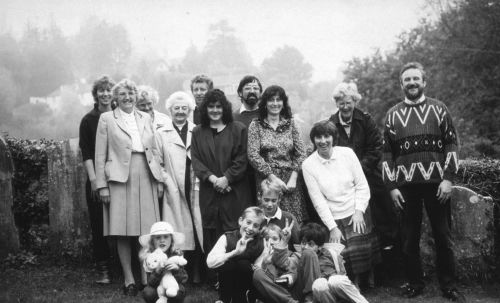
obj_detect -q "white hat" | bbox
[139,221,185,247]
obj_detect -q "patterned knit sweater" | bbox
[382,97,459,190]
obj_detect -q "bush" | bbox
[5,135,54,251]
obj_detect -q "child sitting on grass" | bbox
[253,222,301,302]
[139,221,188,303]
[259,179,300,250]
[254,222,368,303]
[207,206,265,303]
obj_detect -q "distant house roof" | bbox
[29,82,94,110]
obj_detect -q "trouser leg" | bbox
[295,249,322,300]
[218,258,254,303]
[399,185,424,289]
[312,278,336,302]
[369,183,399,247]
[422,183,456,291]
[328,275,368,303]
[86,179,110,263]
[253,268,297,303]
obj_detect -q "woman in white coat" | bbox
[157,91,203,283]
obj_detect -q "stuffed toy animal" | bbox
[145,248,188,303]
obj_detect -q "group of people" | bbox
[78,61,464,302]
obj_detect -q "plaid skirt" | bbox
[336,206,382,275]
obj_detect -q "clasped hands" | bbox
[208,175,232,194]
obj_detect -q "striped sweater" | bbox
[382,97,459,190]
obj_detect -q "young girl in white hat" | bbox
[139,221,187,303]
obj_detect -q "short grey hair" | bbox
[332,82,362,102]
[165,91,196,112]
[137,85,160,105]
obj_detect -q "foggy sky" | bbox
[2,0,435,81]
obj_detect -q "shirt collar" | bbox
[119,108,135,118]
[239,104,259,114]
[338,111,352,126]
[315,148,338,165]
[265,207,282,222]
[404,94,426,105]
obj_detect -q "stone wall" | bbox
[47,138,91,257]
[420,187,496,281]
[0,136,19,258]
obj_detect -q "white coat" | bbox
[156,121,203,251]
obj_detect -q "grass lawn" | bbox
[1,262,499,303]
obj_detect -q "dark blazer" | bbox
[329,108,383,182]
[191,121,251,231]
[95,108,163,189]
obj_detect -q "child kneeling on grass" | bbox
[254,222,368,303]
[139,221,188,303]
[207,206,265,303]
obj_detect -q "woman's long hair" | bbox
[258,85,292,121]
[199,89,234,127]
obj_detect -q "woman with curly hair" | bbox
[191,89,252,254]
[247,85,308,223]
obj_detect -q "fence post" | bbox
[47,138,90,257]
[0,135,20,258]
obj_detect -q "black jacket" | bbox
[328,108,382,180]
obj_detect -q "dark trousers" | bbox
[85,179,110,263]
[399,183,456,291]
[218,259,255,303]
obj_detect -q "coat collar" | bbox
[329,108,364,124]
[113,108,146,137]
[159,121,194,149]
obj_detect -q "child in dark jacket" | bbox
[207,206,265,303]
[139,222,188,303]
[254,222,368,303]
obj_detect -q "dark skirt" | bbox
[336,206,382,275]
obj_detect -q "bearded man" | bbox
[382,62,463,302]
[233,75,262,127]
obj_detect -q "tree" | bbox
[343,0,500,157]
[260,45,313,99]
[202,20,254,75]
[180,44,207,74]
[72,16,132,79]
[19,21,73,97]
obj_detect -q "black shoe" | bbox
[122,283,138,296]
[443,289,466,302]
[402,285,424,298]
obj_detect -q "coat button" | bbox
[145,147,149,151]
